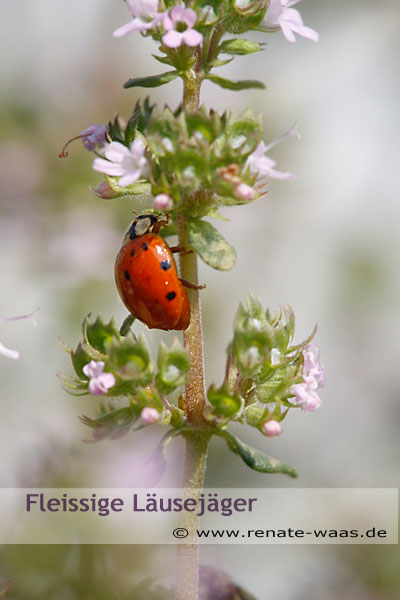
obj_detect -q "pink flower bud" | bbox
[90,181,118,199]
[262,419,282,437]
[140,407,160,425]
[153,193,173,211]
[235,183,255,201]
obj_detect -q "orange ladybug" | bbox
[115,215,191,330]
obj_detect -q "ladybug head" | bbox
[125,214,158,241]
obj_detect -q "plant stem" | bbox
[175,431,211,600]
[175,78,208,600]
[178,216,207,426]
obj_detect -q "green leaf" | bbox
[207,74,265,91]
[224,0,268,34]
[83,315,120,354]
[197,4,219,26]
[106,175,151,197]
[58,372,88,392]
[155,339,190,395]
[218,430,298,477]
[207,383,242,417]
[119,314,136,337]
[124,71,179,89]
[245,404,267,427]
[71,342,99,379]
[107,333,154,387]
[209,57,234,68]
[137,387,163,412]
[219,38,264,55]
[152,54,174,67]
[187,220,236,271]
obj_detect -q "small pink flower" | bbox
[246,124,300,181]
[93,138,148,187]
[290,382,322,412]
[246,141,295,181]
[80,123,107,152]
[289,344,325,412]
[113,0,165,37]
[83,360,116,396]
[303,343,325,388]
[153,193,173,211]
[263,0,319,43]
[235,182,255,201]
[140,407,160,425]
[262,419,282,437]
[162,6,203,49]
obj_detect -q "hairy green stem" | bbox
[175,78,208,600]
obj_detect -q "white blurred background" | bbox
[1,1,399,598]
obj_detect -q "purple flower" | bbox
[262,419,282,437]
[290,344,325,412]
[80,123,107,152]
[113,0,164,37]
[83,360,116,396]
[93,138,148,187]
[153,193,173,211]
[140,407,160,425]
[162,6,203,49]
[263,0,319,43]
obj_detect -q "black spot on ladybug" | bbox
[142,243,148,251]
[166,291,176,301]
[124,270,130,281]
[160,260,172,271]
[130,249,135,257]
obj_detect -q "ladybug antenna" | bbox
[58,132,93,158]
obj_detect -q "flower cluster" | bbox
[60,316,189,439]
[113,0,318,47]
[204,298,324,440]
[89,106,296,226]
[114,1,203,49]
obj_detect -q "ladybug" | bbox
[115,215,198,330]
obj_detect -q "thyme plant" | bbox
[60,1,323,598]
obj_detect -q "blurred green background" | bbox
[1,0,399,598]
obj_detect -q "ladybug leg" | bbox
[180,278,206,290]
[170,246,194,255]
[152,214,170,234]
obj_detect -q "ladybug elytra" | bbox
[115,215,192,330]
